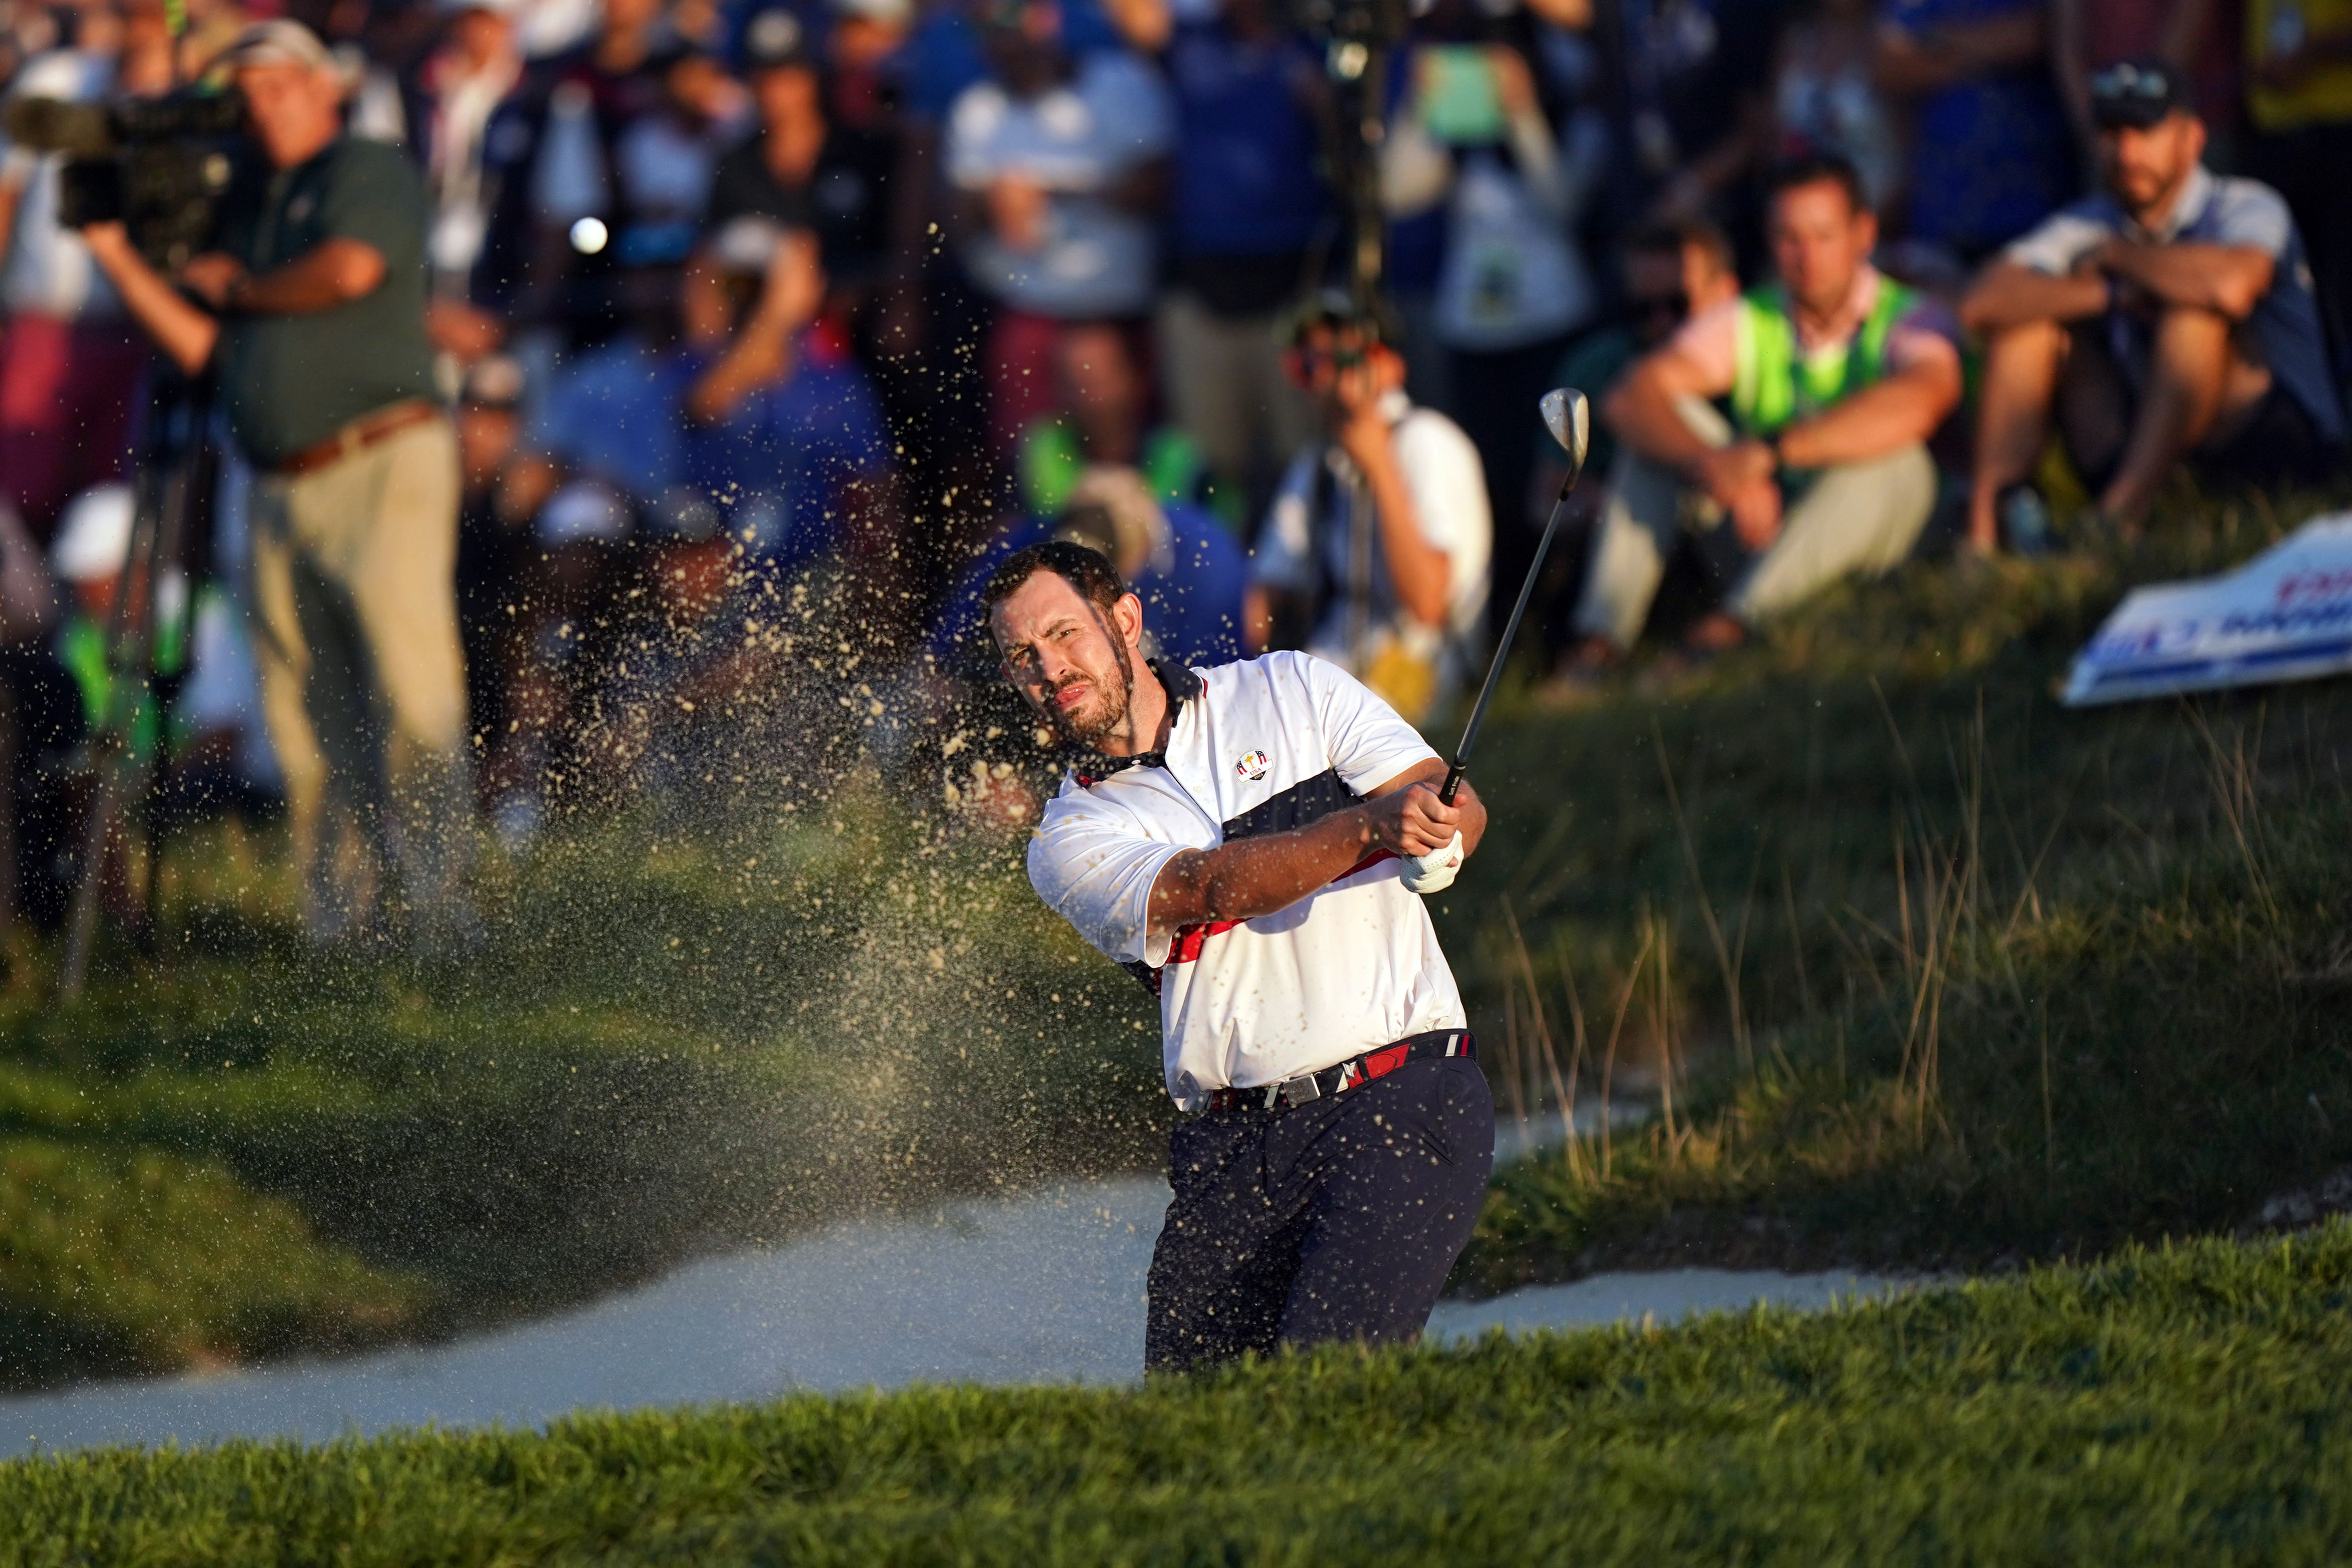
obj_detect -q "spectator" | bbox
[0,14,169,539]
[83,20,474,945]
[1876,0,2077,266]
[1963,60,2347,546]
[705,8,899,293]
[1150,0,1327,525]
[1249,295,1492,726]
[522,269,694,519]
[943,0,1172,463]
[1383,7,1603,642]
[1564,154,1960,670]
[680,220,895,577]
[2243,0,2352,380]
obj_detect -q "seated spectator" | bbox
[1963,61,2349,547]
[1564,155,1961,670]
[680,220,895,578]
[522,272,695,518]
[943,0,1172,463]
[1248,295,1492,726]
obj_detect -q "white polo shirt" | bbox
[1026,650,1469,1109]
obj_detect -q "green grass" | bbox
[1446,487,2352,1286]
[9,1220,2352,1562]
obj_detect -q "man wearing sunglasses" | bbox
[1963,60,2347,548]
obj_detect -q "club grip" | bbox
[1438,763,1465,805]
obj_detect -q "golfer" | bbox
[985,539,1495,1374]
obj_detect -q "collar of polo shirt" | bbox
[1069,658,1202,780]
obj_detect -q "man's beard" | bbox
[1045,637,1136,748]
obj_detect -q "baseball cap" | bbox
[222,19,339,72]
[742,8,815,69]
[2090,59,2186,130]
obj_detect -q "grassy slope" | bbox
[0,798,1165,1391]
[1445,490,2352,1285]
[8,1221,2352,1563]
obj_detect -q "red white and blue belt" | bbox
[1202,1030,1476,1113]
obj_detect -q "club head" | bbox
[1541,388,1591,476]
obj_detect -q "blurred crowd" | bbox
[0,0,2345,938]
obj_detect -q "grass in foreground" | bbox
[9,1220,2352,1563]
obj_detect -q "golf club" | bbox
[1438,387,1591,806]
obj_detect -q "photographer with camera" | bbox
[1246,294,1492,729]
[80,19,472,947]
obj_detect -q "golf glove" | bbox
[1400,831,1463,895]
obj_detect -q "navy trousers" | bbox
[1145,1055,1496,1375]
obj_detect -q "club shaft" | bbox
[1439,477,1579,805]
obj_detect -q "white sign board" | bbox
[2063,513,2352,706]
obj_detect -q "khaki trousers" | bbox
[1573,396,1937,650]
[246,414,471,941]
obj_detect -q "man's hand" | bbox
[177,252,248,310]
[987,175,1050,252]
[1694,440,1783,549]
[1363,781,1463,859]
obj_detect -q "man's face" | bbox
[1286,323,1400,414]
[447,8,514,67]
[1768,179,1875,319]
[991,570,1139,748]
[754,63,821,136]
[2100,114,2202,215]
[237,62,345,168]
[979,0,1065,95]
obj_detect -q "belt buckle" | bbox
[1277,1073,1321,1109]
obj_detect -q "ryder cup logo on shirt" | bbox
[1235,749,1270,781]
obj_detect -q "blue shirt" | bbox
[683,335,893,572]
[2004,166,2349,446]
[527,333,692,506]
[1164,23,1328,258]
[933,503,1249,674]
[1882,0,2072,254]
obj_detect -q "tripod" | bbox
[55,363,215,1001]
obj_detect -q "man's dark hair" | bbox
[979,539,1129,633]
[1624,215,1735,278]
[1763,151,1869,217]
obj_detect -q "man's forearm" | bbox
[1778,366,1960,467]
[1354,435,1451,628]
[1606,365,1720,479]
[1959,263,2107,333]
[2101,242,2272,318]
[230,238,387,315]
[1150,806,1393,933]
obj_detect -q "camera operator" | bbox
[1246,293,1492,728]
[80,20,472,947]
